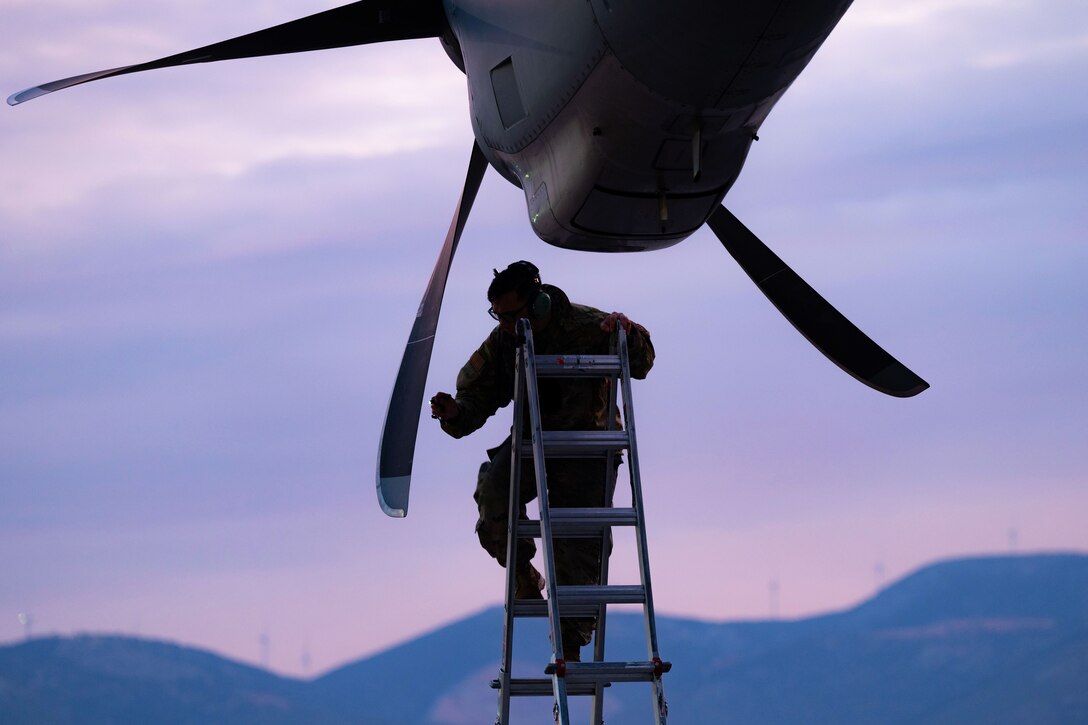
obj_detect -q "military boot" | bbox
[560,629,584,662]
[515,563,545,599]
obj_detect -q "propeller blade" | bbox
[377,143,488,517]
[707,205,929,398]
[8,0,447,105]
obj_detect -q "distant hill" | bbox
[2,553,1086,724]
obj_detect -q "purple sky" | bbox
[2,1,1086,678]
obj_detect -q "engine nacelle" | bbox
[445,0,852,251]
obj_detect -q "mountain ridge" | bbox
[2,552,1086,724]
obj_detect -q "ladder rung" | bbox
[516,507,639,538]
[533,354,622,377]
[490,678,606,697]
[545,661,673,684]
[512,585,646,618]
[519,430,629,457]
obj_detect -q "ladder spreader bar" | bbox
[516,507,639,537]
[512,584,647,617]
[545,660,673,683]
[518,430,630,457]
[491,678,606,697]
[534,354,622,377]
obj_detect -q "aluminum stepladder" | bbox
[491,318,669,725]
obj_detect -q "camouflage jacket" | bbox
[440,285,654,439]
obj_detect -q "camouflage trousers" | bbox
[474,434,616,652]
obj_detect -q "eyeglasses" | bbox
[488,299,531,322]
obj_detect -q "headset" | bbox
[495,260,551,319]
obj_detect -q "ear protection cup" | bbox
[531,289,551,319]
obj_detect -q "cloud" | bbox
[849,0,1007,28]
[970,30,1088,69]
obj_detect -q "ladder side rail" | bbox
[618,326,669,725]
[590,329,624,725]
[496,333,531,725]
[518,320,572,724]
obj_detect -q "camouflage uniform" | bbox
[440,284,654,653]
